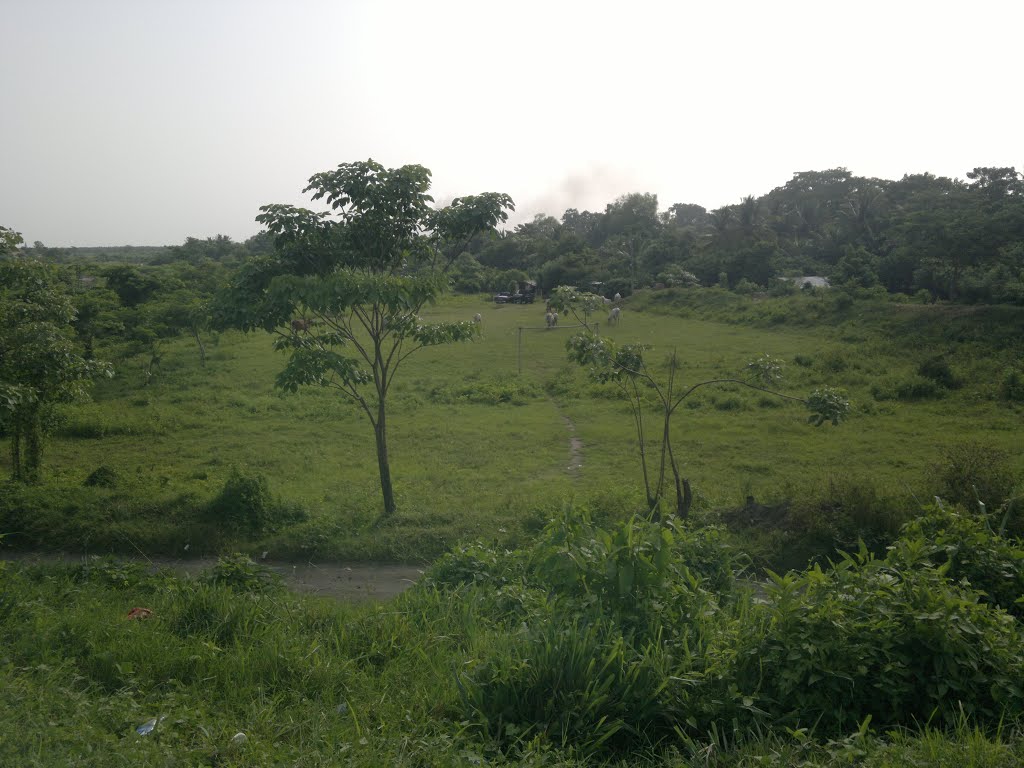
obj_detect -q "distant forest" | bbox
[29,166,1024,304]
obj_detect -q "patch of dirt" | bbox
[0,551,423,603]
[561,414,584,477]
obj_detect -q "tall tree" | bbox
[215,161,513,518]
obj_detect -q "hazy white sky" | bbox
[3,0,1021,246]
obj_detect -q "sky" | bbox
[2,0,1022,247]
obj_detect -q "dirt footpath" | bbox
[1,551,424,602]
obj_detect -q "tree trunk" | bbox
[675,476,692,520]
[192,326,207,367]
[24,408,43,484]
[10,425,22,482]
[374,403,396,518]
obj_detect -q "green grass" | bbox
[2,517,1023,767]
[2,293,1022,563]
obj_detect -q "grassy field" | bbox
[3,291,1024,766]
[2,292,1021,563]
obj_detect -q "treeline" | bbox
[449,166,1024,303]
[14,233,273,373]
[15,164,1024,369]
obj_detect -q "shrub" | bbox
[934,440,1017,509]
[82,465,118,488]
[203,468,306,535]
[917,355,961,389]
[738,549,1024,734]
[198,552,283,594]
[892,506,1024,618]
[207,467,272,533]
[872,374,946,402]
[817,347,848,373]
[1001,367,1024,402]
[732,278,761,295]
[71,556,150,589]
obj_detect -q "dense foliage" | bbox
[0,228,111,481]
[2,507,1022,765]
[446,166,1024,303]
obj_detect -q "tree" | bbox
[215,160,513,518]
[0,227,112,482]
[552,286,848,519]
[103,264,161,307]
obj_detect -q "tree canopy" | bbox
[0,226,112,481]
[215,160,513,517]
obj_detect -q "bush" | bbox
[83,465,118,488]
[1001,367,1024,402]
[892,506,1024,618]
[872,374,946,402]
[207,467,272,533]
[738,548,1024,734]
[918,355,961,389]
[933,441,1017,510]
[199,552,282,594]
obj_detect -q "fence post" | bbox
[517,326,522,375]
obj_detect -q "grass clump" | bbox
[83,464,119,488]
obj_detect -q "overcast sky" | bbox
[3,0,1022,247]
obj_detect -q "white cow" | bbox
[545,311,554,328]
[473,313,482,324]
[614,292,622,302]
[607,307,621,325]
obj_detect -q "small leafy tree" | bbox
[552,286,848,519]
[550,285,606,327]
[0,227,112,482]
[215,161,513,518]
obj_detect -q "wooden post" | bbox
[517,326,523,374]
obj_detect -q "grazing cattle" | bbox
[473,313,482,324]
[603,296,612,305]
[552,311,558,326]
[608,307,621,325]
[291,318,312,333]
[614,292,622,302]
[545,311,554,328]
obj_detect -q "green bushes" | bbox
[934,440,1017,509]
[198,552,283,593]
[892,506,1024,617]
[3,508,1024,764]
[740,549,1024,734]
[918,355,962,389]
[204,467,306,534]
[1002,366,1024,402]
[429,509,1024,753]
[871,374,947,401]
